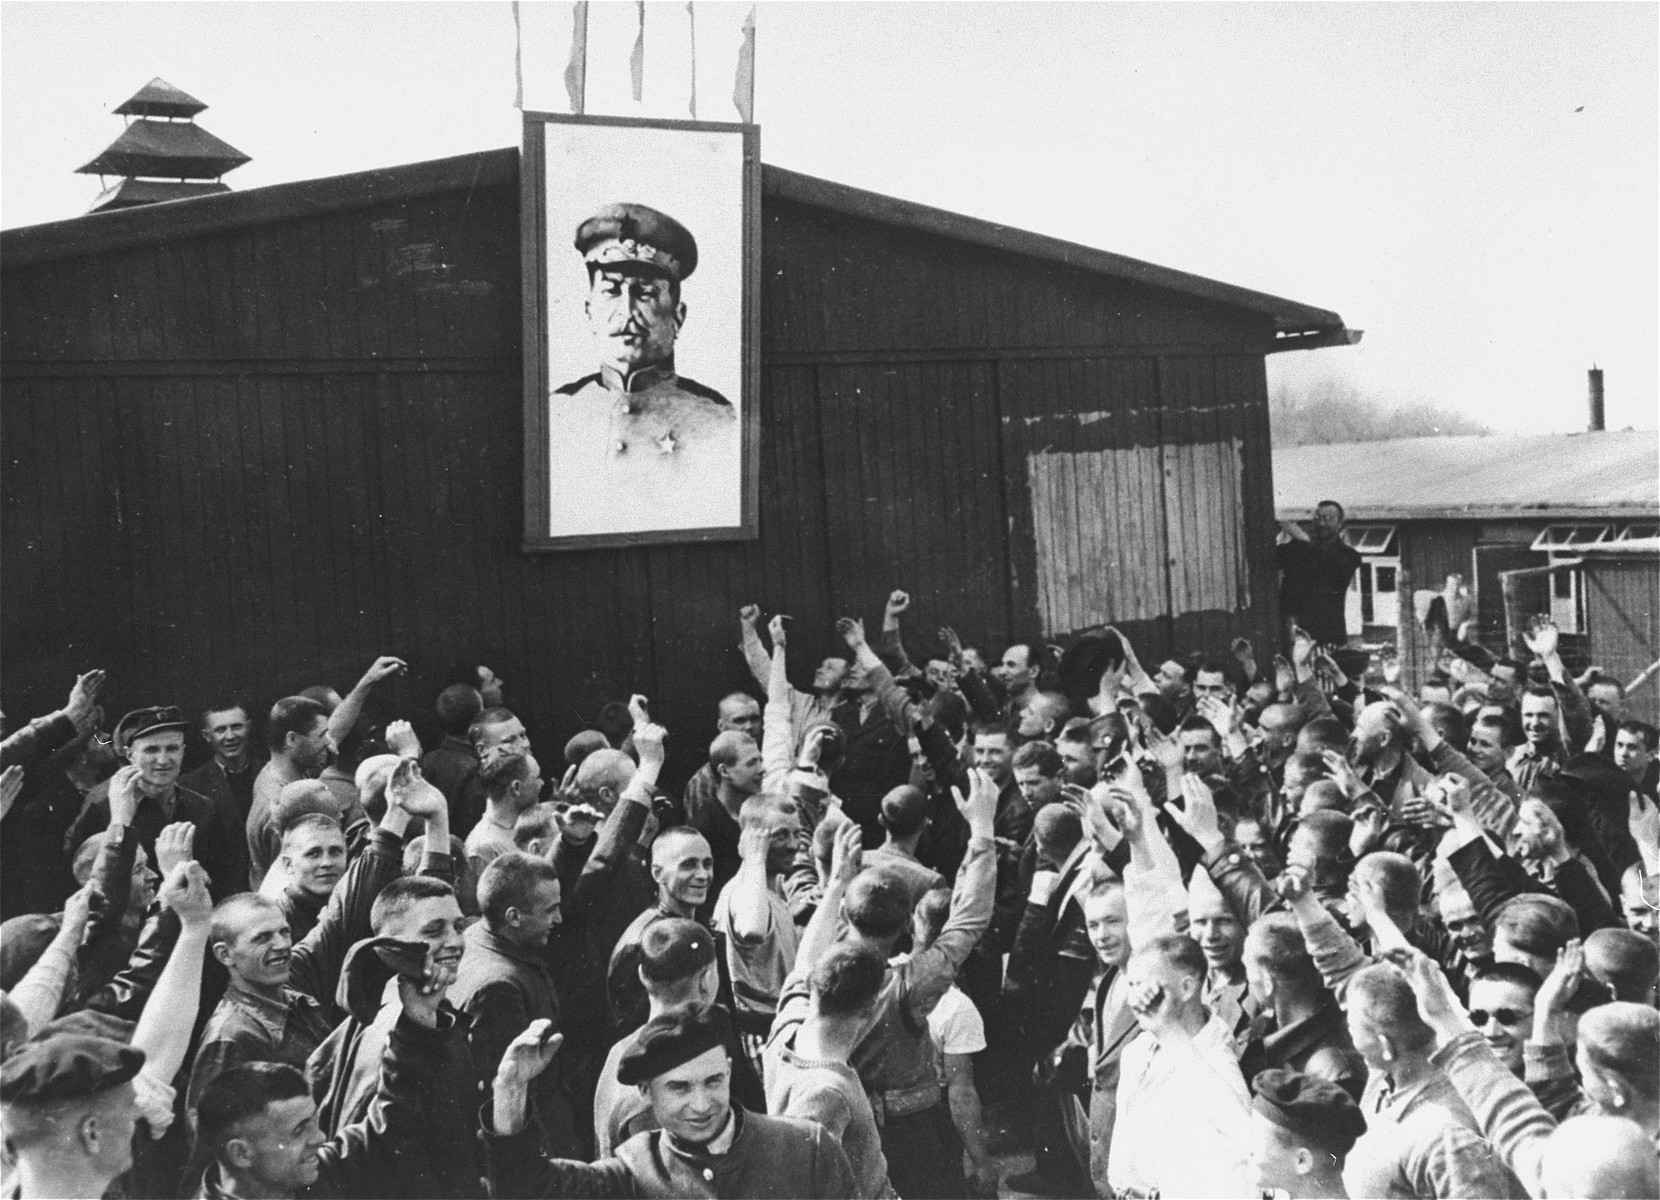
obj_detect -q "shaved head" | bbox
[1538,1114,1659,1199]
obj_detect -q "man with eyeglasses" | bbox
[1464,962,1539,1079]
[64,706,248,902]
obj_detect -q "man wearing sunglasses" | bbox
[64,706,248,902]
[1465,961,1540,1079]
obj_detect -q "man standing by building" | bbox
[1277,500,1362,649]
[183,700,262,824]
[65,705,247,903]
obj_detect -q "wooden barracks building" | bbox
[2,123,1357,780]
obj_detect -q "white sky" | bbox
[3,1,1655,434]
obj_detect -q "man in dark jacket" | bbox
[1276,501,1361,648]
[448,850,583,1157]
[189,969,455,1199]
[486,1003,858,1199]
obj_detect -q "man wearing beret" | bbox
[487,1003,859,1199]
[1246,1067,1368,1199]
[1,1032,145,1199]
[548,202,740,537]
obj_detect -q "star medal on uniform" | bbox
[655,432,678,455]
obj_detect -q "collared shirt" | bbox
[188,979,335,1118]
[548,362,740,536]
[1108,1012,1252,1198]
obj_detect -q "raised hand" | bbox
[628,694,652,729]
[158,861,213,928]
[1533,940,1585,1046]
[633,722,668,772]
[1230,636,1256,670]
[1100,785,1143,841]
[498,1021,563,1088]
[107,765,143,827]
[738,821,771,867]
[836,616,867,649]
[65,669,107,725]
[1381,653,1403,685]
[397,950,460,1028]
[1274,864,1312,904]
[1105,626,1146,679]
[1196,694,1236,739]
[387,759,446,822]
[1082,786,1123,853]
[384,719,421,760]
[830,820,863,887]
[155,822,196,878]
[557,803,603,843]
[768,614,790,647]
[738,603,761,628]
[1273,655,1296,696]
[938,626,966,673]
[0,764,22,819]
[798,723,832,768]
[885,590,911,617]
[358,655,408,687]
[1523,617,1560,661]
[1319,749,1364,799]
[953,768,1000,837]
[1400,949,1473,1038]
[1173,775,1224,853]
[1144,721,1183,776]
[1291,625,1317,668]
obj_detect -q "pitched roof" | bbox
[113,78,207,119]
[1273,430,1660,522]
[77,119,250,179]
[3,148,1354,348]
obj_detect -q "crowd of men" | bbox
[1,499,1658,1200]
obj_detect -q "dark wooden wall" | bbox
[1583,557,1659,725]
[3,151,1283,786]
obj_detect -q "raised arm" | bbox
[739,604,772,688]
[903,771,999,1019]
[1,669,104,770]
[8,885,94,1034]
[1278,869,1371,1005]
[1524,620,1592,754]
[327,655,408,748]
[839,616,918,733]
[793,821,862,977]
[568,717,662,918]
[878,590,918,677]
[286,765,420,1005]
[763,618,797,791]
[1171,774,1279,926]
[132,861,213,1087]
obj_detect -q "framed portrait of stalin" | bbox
[521,113,760,550]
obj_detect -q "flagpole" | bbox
[687,1,698,120]
[564,0,589,115]
[630,0,645,105]
[511,1,524,110]
[733,5,755,123]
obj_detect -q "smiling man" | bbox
[549,203,739,536]
[65,705,247,902]
[274,813,347,943]
[188,968,453,1200]
[183,700,262,823]
[486,1004,859,1199]
[609,827,720,1037]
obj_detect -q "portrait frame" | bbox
[521,112,761,552]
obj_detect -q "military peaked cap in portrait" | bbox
[0,1034,144,1105]
[576,203,698,282]
[617,1001,731,1085]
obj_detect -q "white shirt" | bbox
[1108,1011,1252,1198]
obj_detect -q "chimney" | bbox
[1587,366,1605,432]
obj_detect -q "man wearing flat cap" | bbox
[1246,1067,1368,1199]
[487,1002,859,1198]
[549,202,740,537]
[1,1032,145,1198]
[64,705,248,902]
